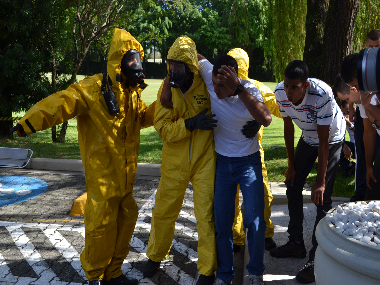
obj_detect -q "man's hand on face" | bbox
[160,76,173,108]
[197,53,206,61]
[216,65,240,93]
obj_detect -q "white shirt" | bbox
[275,78,345,146]
[198,59,264,157]
[358,94,380,136]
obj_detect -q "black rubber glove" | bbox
[242,120,261,138]
[185,108,218,132]
[10,124,27,137]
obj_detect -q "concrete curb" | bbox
[26,158,162,177]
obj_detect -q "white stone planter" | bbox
[315,204,380,285]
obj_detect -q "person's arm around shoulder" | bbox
[283,116,296,185]
[312,124,330,205]
[139,100,156,129]
[160,76,173,108]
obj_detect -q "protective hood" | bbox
[107,28,144,85]
[167,35,199,76]
[227,48,249,79]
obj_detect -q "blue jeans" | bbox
[214,152,265,282]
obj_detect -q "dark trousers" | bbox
[365,149,380,200]
[286,137,343,261]
[354,107,380,195]
[355,107,368,195]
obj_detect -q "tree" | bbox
[353,0,380,51]
[263,0,307,82]
[303,0,329,78]
[0,0,60,137]
[319,0,360,85]
[52,0,142,142]
[263,0,379,84]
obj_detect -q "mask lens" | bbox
[168,60,187,79]
[126,53,142,70]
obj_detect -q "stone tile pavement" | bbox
[0,168,237,285]
[0,163,350,285]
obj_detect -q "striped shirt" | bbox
[275,78,345,146]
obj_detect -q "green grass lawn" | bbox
[1,79,355,197]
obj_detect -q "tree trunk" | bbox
[51,57,58,143]
[51,56,69,143]
[57,121,68,143]
[320,0,360,85]
[303,0,329,77]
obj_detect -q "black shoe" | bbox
[296,260,315,284]
[87,281,103,285]
[233,244,241,253]
[196,274,215,285]
[103,275,138,285]
[265,238,276,250]
[270,239,306,258]
[350,191,365,202]
[143,258,161,278]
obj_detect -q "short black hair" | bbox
[340,53,358,83]
[367,29,380,41]
[284,60,309,83]
[341,99,349,109]
[334,74,350,95]
[213,55,238,77]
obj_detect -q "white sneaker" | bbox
[249,274,264,285]
[213,278,231,285]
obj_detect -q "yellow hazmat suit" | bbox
[227,48,282,245]
[146,36,217,276]
[14,28,155,281]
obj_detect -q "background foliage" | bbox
[1,0,380,137]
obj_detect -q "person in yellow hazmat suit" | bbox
[227,48,282,253]
[142,36,218,285]
[10,28,155,285]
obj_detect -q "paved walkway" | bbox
[0,159,350,285]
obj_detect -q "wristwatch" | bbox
[372,119,380,130]
[234,83,245,95]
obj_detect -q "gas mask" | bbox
[120,49,145,87]
[167,59,191,88]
